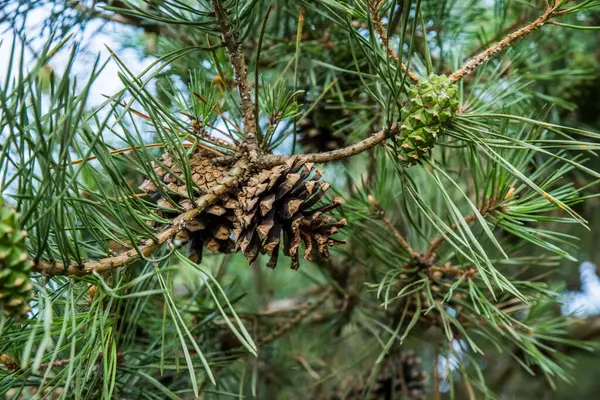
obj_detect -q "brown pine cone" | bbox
[139,149,238,262]
[235,159,346,270]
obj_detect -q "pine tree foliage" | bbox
[1,0,600,399]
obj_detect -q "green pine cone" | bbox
[0,199,33,318]
[396,74,459,166]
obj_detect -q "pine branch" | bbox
[368,0,419,82]
[39,353,124,370]
[260,124,399,167]
[465,9,531,59]
[570,316,600,342]
[34,161,248,276]
[257,4,573,167]
[211,0,259,160]
[449,5,558,83]
[368,194,421,260]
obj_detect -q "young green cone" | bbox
[0,199,33,318]
[396,74,459,166]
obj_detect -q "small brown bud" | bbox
[1,354,18,371]
[367,194,378,208]
[504,187,516,200]
[88,284,98,306]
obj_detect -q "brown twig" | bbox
[211,0,259,160]
[465,10,531,60]
[294,355,321,380]
[429,264,477,280]
[423,198,497,262]
[39,352,124,369]
[464,377,476,400]
[0,352,124,372]
[368,0,419,82]
[449,6,558,83]
[34,161,247,276]
[368,194,421,260]
[258,285,330,315]
[569,315,600,342]
[28,3,570,279]
[260,124,399,167]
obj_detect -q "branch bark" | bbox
[257,290,332,346]
[211,0,259,160]
[260,124,399,167]
[465,10,531,60]
[449,6,557,83]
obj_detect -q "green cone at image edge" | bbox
[0,198,33,318]
[396,74,459,166]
